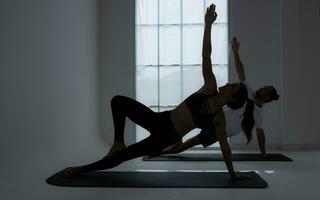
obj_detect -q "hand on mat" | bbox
[205,4,217,25]
[57,166,83,178]
[231,37,240,52]
[161,147,179,155]
[162,144,184,155]
[262,153,273,158]
[231,172,253,181]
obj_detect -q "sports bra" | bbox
[184,92,222,128]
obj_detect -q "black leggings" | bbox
[82,95,181,172]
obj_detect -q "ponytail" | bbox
[225,83,255,144]
[241,99,255,144]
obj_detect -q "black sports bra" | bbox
[184,92,222,128]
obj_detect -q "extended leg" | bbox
[81,136,164,173]
[57,136,164,177]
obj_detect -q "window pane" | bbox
[159,26,181,65]
[159,0,181,24]
[159,106,175,112]
[182,25,203,65]
[211,24,228,65]
[136,26,158,65]
[182,0,204,24]
[213,65,228,87]
[205,0,228,23]
[159,66,181,106]
[136,125,150,141]
[136,66,158,106]
[136,0,158,25]
[182,128,203,147]
[182,65,203,98]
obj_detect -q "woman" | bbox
[156,37,280,156]
[58,4,250,180]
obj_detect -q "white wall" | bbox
[281,0,320,149]
[0,0,106,198]
[98,0,136,145]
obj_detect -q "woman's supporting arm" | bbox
[213,111,236,178]
[256,128,267,155]
[213,111,252,180]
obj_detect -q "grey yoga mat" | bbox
[143,153,293,161]
[46,171,267,188]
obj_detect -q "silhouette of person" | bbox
[157,37,279,156]
[58,4,254,181]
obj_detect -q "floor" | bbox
[2,150,320,200]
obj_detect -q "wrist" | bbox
[230,173,237,179]
[229,171,236,178]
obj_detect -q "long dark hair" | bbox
[241,99,255,144]
[226,83,248,110]
[226,83,254,144]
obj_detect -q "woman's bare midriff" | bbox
[170,85,218,137]
[170,102,196,137]
[169,87,222,137]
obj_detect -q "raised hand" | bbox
[205,4,218,25]
[231,37,240,52]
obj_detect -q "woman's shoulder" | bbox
[196,84,219,95]
[212,109,226,124]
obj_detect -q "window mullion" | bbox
[180,0,183,102]
[157,0,160,112]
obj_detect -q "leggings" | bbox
[82,95,181,172]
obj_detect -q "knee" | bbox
[111,95,126,108]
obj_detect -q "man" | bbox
[158,37,279,156]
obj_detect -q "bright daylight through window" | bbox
[135,0,228,148]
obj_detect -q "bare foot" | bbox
[57,166,83,178]
[103,142,127,158]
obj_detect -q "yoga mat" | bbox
[143,153,292,161]
[46,171,267,188]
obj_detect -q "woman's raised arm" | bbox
[231,37,246,82]
[202,4,217,87]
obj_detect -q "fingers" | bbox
[231,172,255,181]
[233,175,252,181]
[207,3,216,12]
[233,37,238,43]
[206,4,217,18]
[231,37,240,48]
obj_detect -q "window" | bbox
[135,0,228,148]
